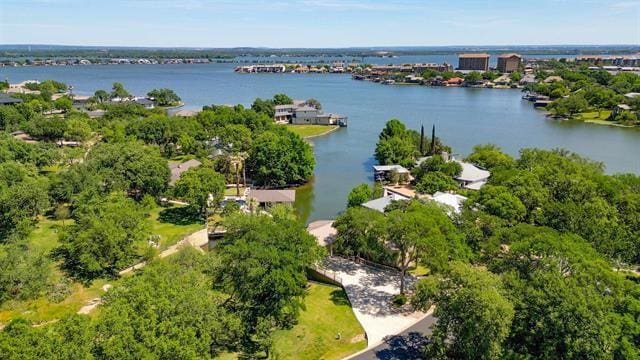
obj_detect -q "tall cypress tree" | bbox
[430,124,436,155]
[420,125,425,155]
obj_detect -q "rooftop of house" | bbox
[169,159,202,185]
[373,165,410,174]
[135,98,154,106]
[249,189,296,203]
[384,186,415,199]
[431,192,468,214]
[454,160,491,183]
[294,106,318,112]
[459,53,490,59]
[0,93,23,104]
[361,196,396,213]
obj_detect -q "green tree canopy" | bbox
[173,166,226,217]
[57,194,152,280]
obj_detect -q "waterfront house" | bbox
[235,64,286,73]
[248,189,296,207]
[362,188,411,212]
[493,74,512,86]
[497,53,522,73]
[442,77,464,86]
[519,74,536,85]
[274,101,348,126]
[169,159,202,185]
[135,97,155,109]
[457,53,490,71]
[454,160,490,190]
[373,165,410,182]
[430,192,467,214]
[416,153,490,190]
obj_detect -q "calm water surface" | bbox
[2,63,639,222]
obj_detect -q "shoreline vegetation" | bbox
[285,124,340,139]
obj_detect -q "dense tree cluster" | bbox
[374,119,450,168]
[527,65,640,124]
[340,119,640,358]
[214,207,323,356]
[146,88,181,106]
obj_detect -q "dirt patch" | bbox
[350,334,366,343]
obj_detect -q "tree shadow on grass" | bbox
[330,289,351,306]
[158,206,202,226]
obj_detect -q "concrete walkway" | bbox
[118,228,207,275]
[321,257,425,348]
[77,228,207,314]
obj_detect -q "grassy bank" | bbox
[271,282,366,360]
[572,110,635,128]
[286,125,339,138]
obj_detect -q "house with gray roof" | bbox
[454,160,490,190]
[273,100,347,126]
[169,159,202,185]
[0,93,23,105]
[248,189,296,207]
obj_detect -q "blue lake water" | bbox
[2,62,639,221]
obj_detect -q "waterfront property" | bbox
[248,189,296,207]
[274,100,348,126]
[430,191,467,214]
[372,164,410,182]
[454,160,490,190]
[235,64,287,73]
[457,53,490,71]
[497,53,522,73]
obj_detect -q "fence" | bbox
[308,266,343,287]
[335,254,400,273]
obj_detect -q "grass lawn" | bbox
[149,205,204,249]
[0,204,203,325]
[224,186,246,196]
[0,216,112,324]
[409,264,430,277]
[572,110,636,127]
[574,110,637,128]
[271,282,366,360]
[286,125,338,138]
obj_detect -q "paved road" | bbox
[349,313,437,360]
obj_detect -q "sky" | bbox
[1,0,639,47]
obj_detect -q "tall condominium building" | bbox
[457,53,490,71]
[497,53,522,73]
